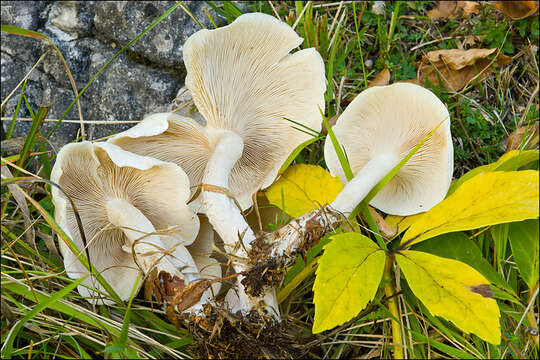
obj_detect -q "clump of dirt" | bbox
[241,259,283,297]
[182,304,300,359]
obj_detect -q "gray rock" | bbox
[1,1,226,151]
[93,2,222,70]
[81,38,182,140]
[49,1,95,38]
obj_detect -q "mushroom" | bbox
[109,13,326,315]
[187,216,222,297]
[51,141,202,305]
[324,82,453,216]
[241,84,453,296]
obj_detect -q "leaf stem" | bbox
[384,254,404,359]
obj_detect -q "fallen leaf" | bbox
[396,250,501,344]
[493,1,539,20]
[428,1,480,19]
[506,121,539,151]
[368,206,396,238]
[458,1,482,15]
[368,68,391,87]
[414,48,511,91]
[266,164,343,218]
[174,280,211,313]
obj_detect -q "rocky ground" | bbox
[1,1,226,150]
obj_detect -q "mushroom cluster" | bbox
[51,12,454,323]
[52,12,326,316]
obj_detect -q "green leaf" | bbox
[490,223,509,266]
[508,219,539,290]
[448,150,539,195]
[411,232,520,304]
[401,171,539,247]
[396,250,501,344]
[1,276,87,358]
[321,109,353,181]
[312,233,385,333]
[266,164,343,218]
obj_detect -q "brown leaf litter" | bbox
[493,1,539,20]
[411,48,511,91]
[428,1,481,19]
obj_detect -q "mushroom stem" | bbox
[331,153,400,214]
[249,153,400,277]
[106,198,200,284]
[202,130,280,317]
[202,130,254,256]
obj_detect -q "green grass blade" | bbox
[409,329,476,359]
[4,179,123,303]
[1,24,84,139]
[279,136,323,175]
[352,2,368,89]
[1,276,87,358]
[284,117,321,137]
[15,106,48,173]
[104,274,142,357]
[320,107,353,180]
[1,280,118,335]
[5,80,27,140]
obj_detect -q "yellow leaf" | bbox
[385,213,425,237]
[313,233,385,333]
[266,164,343,218]
[401,171,539,247]
[396,250,501,344]
[447,149,539,195]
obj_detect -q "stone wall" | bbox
[1,1,229,150]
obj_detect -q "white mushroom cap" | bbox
[109,113,211,209]
[110,12,326,210]
[324,83,453,216]
[51,142,200,303]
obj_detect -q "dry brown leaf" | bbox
[506,121,539,150]
[368,206,397,238]
[413,48,511,91]
[493,1,539,20]
[368,68,391,87]
[428,1,480,19]
[174,280,211,313]
[321,114,339,135]
[464,34,480,47]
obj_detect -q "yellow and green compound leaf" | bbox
[266,163,343,218]
[396,250,501,344]
[508,219,539,290]
[385,212,425,238]
[447,150,539,195]
[312,233,385,333]
[401,170,539,247]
